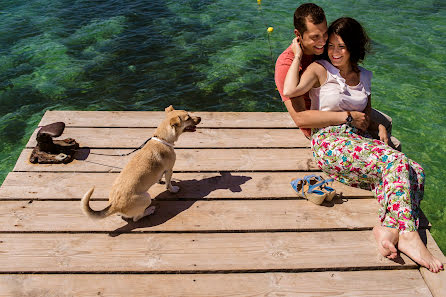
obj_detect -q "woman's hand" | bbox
[378,124,389,145]
[350,111,369,131]
[291,37,303,59]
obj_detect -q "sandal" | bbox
[291,175,327,205]
[320,178,336,201]
[305,180,328,205]
[290,175,336,205]
[290,178,306,198]
[304,175,336,201]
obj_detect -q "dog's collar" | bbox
[152,136,174,148]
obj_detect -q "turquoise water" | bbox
[0,0,445,252]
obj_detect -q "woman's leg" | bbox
[312,125,420,229]
[372,181,399,259]
[312,125,401,258]
[312,125,443,271]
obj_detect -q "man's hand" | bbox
[350,111,369,131]
[291,37,303,59]
[378,124,389,145]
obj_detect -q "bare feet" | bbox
[398,231,444,273]
[373,225,399,259]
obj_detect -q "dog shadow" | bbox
[108,172,252,236]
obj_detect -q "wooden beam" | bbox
[1,199,382,232]
[39,111,296,128]
[0,231,417,272]
[14,148,318,172]
[26,128,310,148]
[420,230,446,297]
[0,172,373,200]
[0,271,432,297]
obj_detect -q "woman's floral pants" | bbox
[311,124,424,233]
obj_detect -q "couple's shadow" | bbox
[108,172,252,236]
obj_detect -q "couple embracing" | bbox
[275,3,443,273]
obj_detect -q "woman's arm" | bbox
[283,38,320,98]
[284,98,369,129]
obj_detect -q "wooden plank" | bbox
[14,148,317,172]
[420,230,446,297]
[1,200,382,232]
[0,271,433,297]
[421,270,446,297]
[39,111,296,128]
[0,231,417,272]
[26,127,309,148]
[0,172,373,200]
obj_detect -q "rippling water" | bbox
[0,0,445,251]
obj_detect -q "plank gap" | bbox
[0,266,419,275]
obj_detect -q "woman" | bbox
[283,17,443,273]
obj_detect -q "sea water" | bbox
[0,0,445,252]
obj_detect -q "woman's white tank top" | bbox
[309,60,372,112]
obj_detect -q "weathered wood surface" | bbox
[0,172,373,200]
[2,200,382,232]
[1,110,444,296]
[39,111,296,128]
[27,128,310,148]
[14,148,318,172]
[0,271,433,297]
[0,232,418,272]
[421,269,446,297]
[420,232,446,297]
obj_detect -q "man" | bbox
[275,3,400,150]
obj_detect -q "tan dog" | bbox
[81,105,201,221]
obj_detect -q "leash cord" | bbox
[86,137,152,157]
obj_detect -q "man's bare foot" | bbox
[373,225,399,259]
[398,231,444,273]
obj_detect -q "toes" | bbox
[386,252,398,260]
[382,240,397,253]
[433,261,443,273]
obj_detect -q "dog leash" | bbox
[87,137,173,157]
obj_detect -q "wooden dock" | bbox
[0,110,444,296]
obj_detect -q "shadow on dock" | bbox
[108,172,252,237]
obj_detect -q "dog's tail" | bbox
[81,187,115,219]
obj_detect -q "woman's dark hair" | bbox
[326,17,370,70]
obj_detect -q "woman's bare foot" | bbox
[373,225,399,259]
[398,231,444,273]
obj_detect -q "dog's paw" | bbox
[168,185,180,193]
[144,206,156,216]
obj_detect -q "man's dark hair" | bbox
[327,17,370,70]
[293,3,326,36]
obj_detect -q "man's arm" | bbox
[284,98,362,129]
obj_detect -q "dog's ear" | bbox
[170,115,181,127]
[165,105,175,113]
